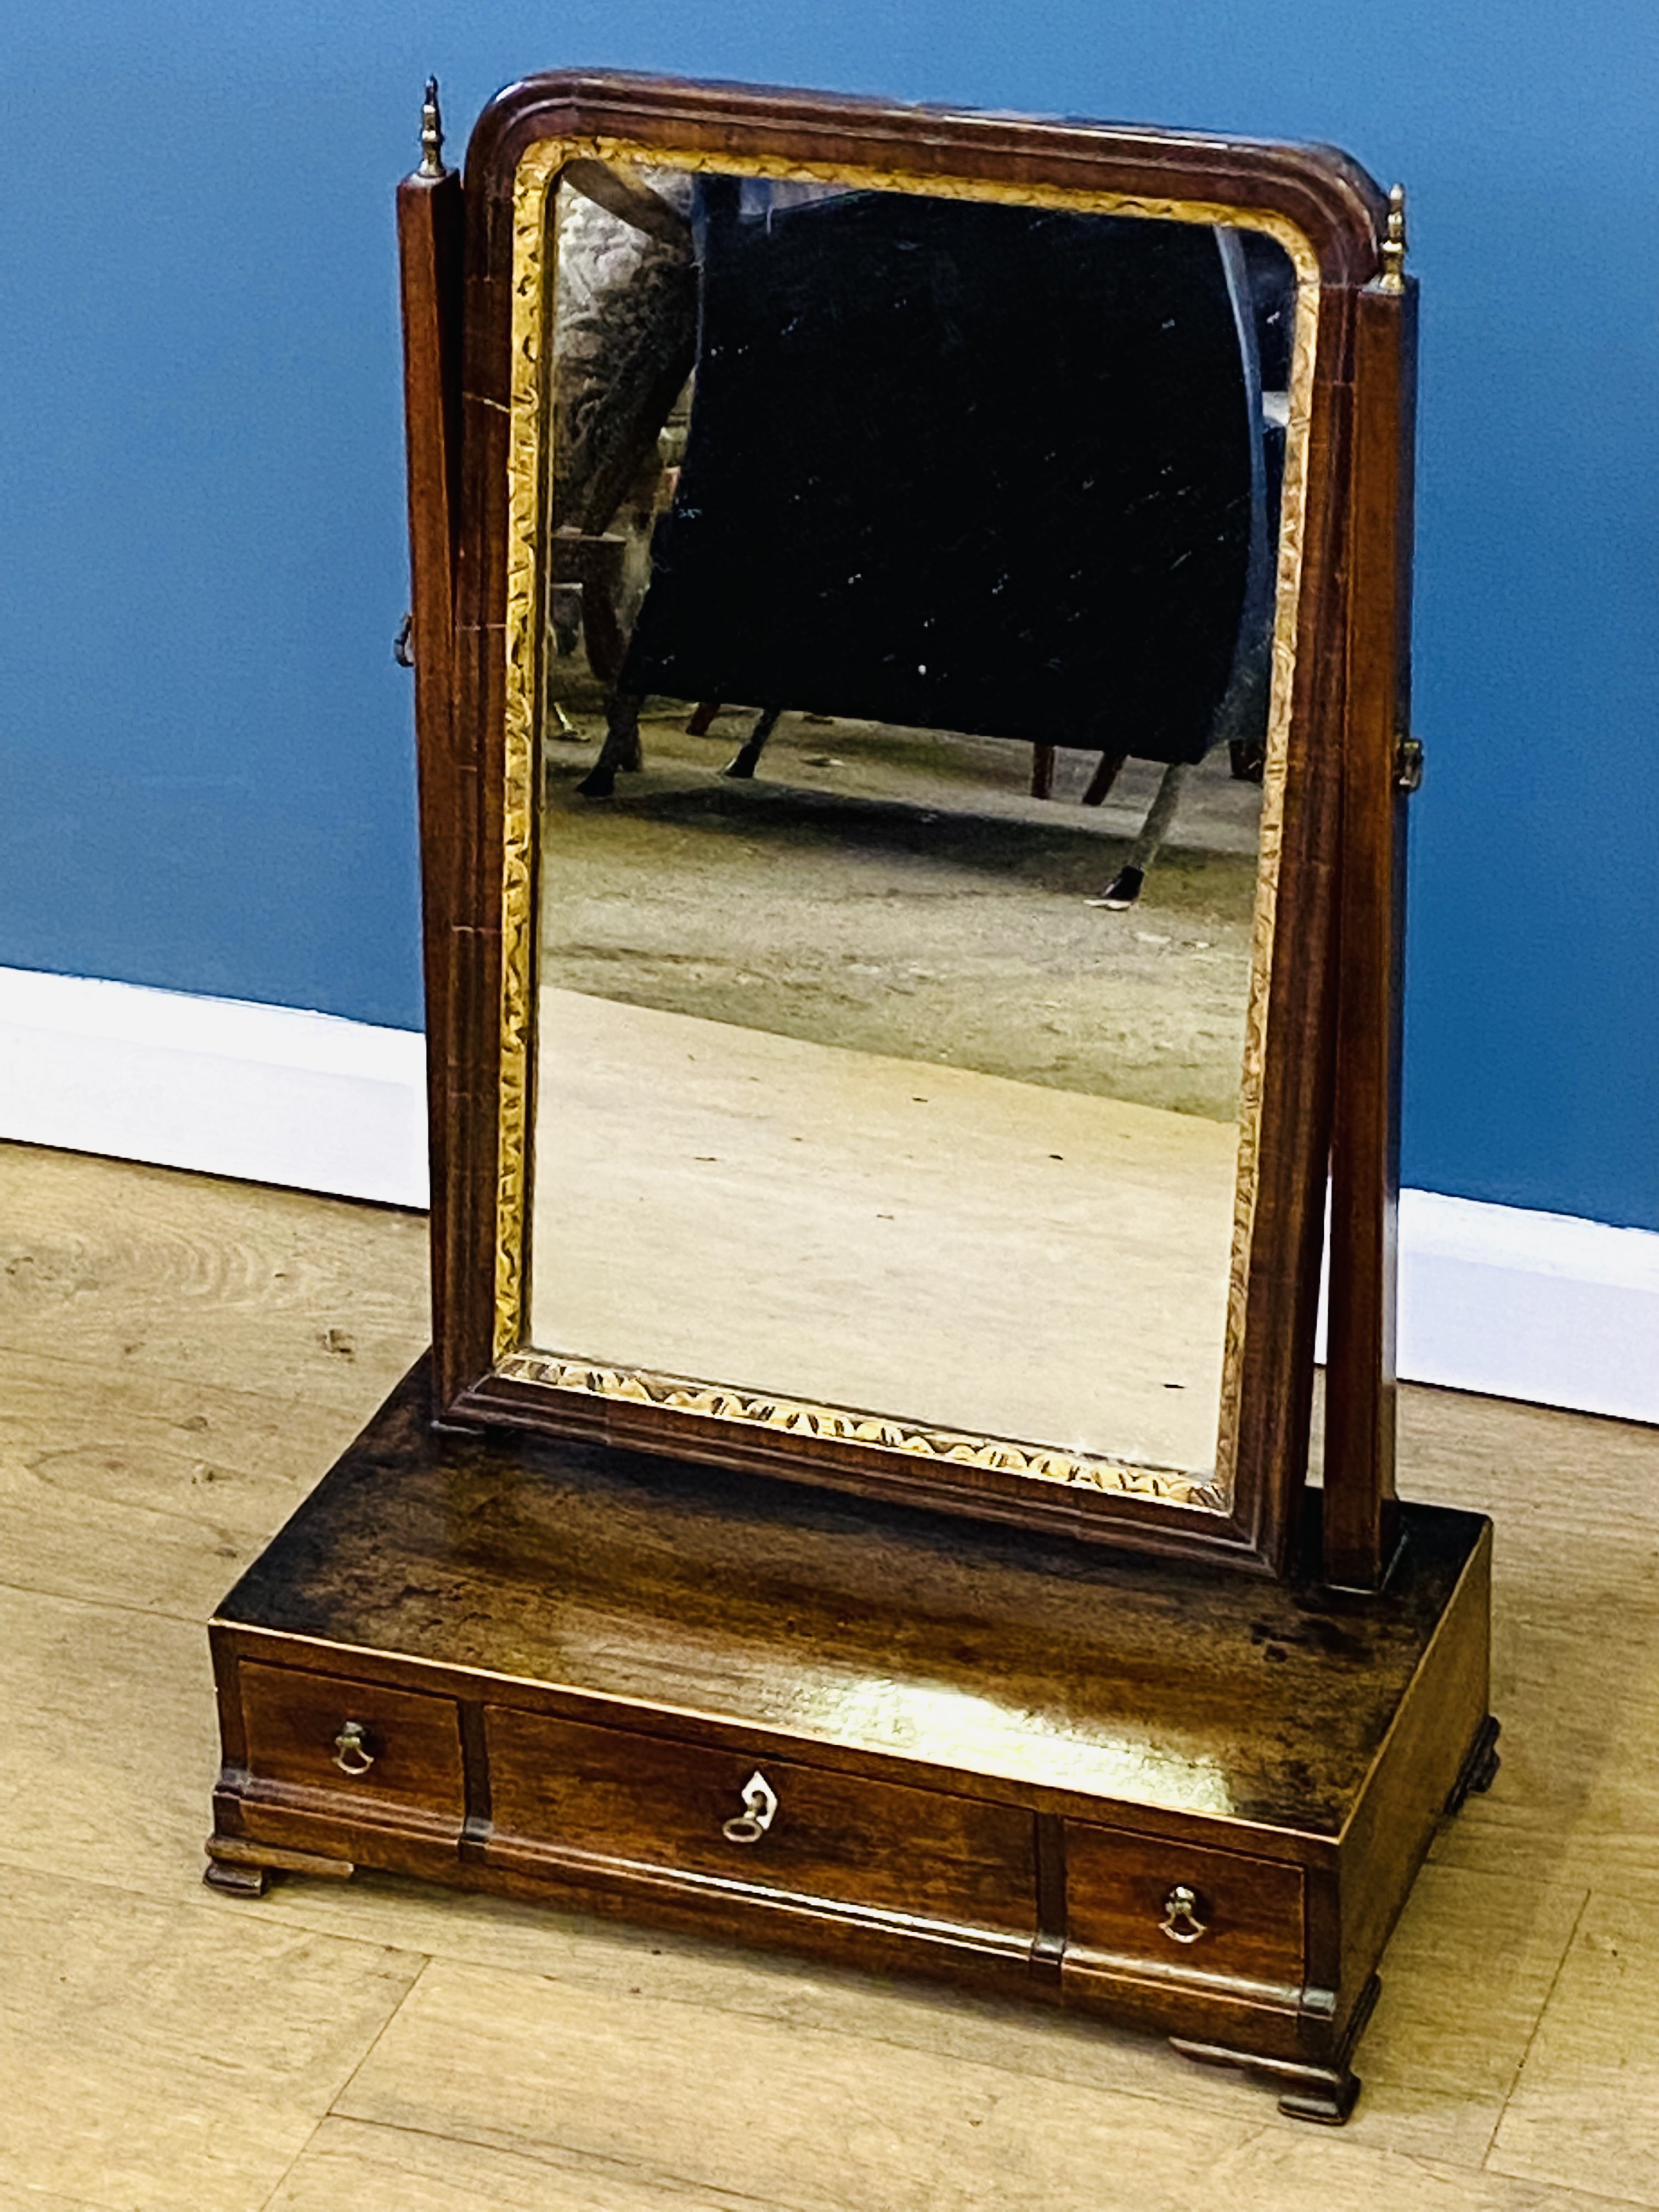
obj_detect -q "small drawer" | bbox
[1064,1823,1304,1984]
[486,1707,1036,1938]
[239,1662,465,1830]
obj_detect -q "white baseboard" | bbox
[2,966,1653,1423]
[1393,1188,1659,1425]
[0,966,428,1209]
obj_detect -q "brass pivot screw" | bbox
[1395,735,1425,793]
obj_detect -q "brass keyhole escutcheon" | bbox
[1160,1884,1209,1944]
[332,1721,376,1776]
[721,1770,779,1844]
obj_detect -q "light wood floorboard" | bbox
[334,1956,1257,2212]
[3,1142,1657,2210]
[0,1347,394,1619]
[269,2115,797,2211]
[0,2186,119,2212]
[0,1861,422,2212]
[1487,1873,1659,2205]
[0,1143,427,1413]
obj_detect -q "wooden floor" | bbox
[4,1141,1658,2211]
[531,986,1237,1471]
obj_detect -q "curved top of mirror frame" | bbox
[464,71,1390,282]
[427,72,1406,1578]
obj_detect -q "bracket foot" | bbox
[204,1836,355,1898]
[1170,1974,1379,2125]
[1444,1714,1502,1815]
[204,1858,268,1897]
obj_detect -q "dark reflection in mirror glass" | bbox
[531,165,1298,1482]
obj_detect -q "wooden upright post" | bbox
[397,79,467,1378]
[1323,190,1418,1590]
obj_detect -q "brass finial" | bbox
[1378,183,1407,292]
[419,76,446,179]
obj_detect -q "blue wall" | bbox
[4,3,1656,1226]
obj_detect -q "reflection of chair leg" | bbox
[1087,759,1187,909]
[578,693,644,798]
[686,700,722,736]
[549,585,583,665]
[1030,744,1057,799]
[723,706,783,780]
[549,529,629,686]
[1081,752,1127,807]
[580,585,628,690]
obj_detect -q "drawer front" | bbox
[486,1707,1036,1937]
[239,1662,465,1830]
[1065,1823,1304,1984]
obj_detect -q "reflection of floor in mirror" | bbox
[541,705,1262,1122]
[531,986,1238,1475]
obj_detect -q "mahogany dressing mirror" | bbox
[414,75,1413,1581]
[198,82,1494,2136]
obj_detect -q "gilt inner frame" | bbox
[489,129,1323,1519]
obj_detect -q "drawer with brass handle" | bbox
[484,1706,1036,1938]
[1063,1821,1305,1985]
[236,1661,465,1830]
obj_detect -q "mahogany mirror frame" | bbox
[399,69,1415,1588]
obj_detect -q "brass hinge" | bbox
[1395,735,1424,793]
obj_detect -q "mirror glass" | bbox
[526,163,1300,1491]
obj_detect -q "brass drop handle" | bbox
[332,1721,376,1777]
[1160,1884,1209,1944]
[721,1770,778,1845]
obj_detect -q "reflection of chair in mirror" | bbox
[675,223,1296,904]
[574,181,1275,907]
[546,161,698,724]
[1048,233,1292,900]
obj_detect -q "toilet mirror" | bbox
[430,75,1399,1569]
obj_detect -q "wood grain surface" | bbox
[484,1708,1039,1933]
[216,1365,1487,1840]
[239,1662,467,1826]
[4,1138,1658,2209]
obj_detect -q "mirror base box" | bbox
[205,1359,1493,2121]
